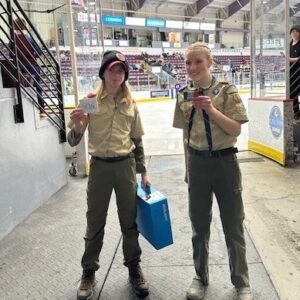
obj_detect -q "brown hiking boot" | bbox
[77,269,95,300]
[128,264,149,298]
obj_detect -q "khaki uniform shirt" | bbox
[173,79,248,151]
[68,92,144,157]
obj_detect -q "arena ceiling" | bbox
[16,0,300,22]
[19,0,251,17]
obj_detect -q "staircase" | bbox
[290,59,300,116]
[0,0,66,142]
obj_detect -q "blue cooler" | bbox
[136,182,173,250]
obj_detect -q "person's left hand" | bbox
[141,173,151,191]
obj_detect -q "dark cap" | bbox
[99,50,129,81]
[290,25,300,34]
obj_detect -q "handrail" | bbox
[0,0,66,143]
[290,60,300,114]
[11,1,60,71]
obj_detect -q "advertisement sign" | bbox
[150,90,170,98]
[200,23,216,31]
[125,17,145,26]
[146,18,165,28]
[184,21,199,30]
[269,106,283,138]
[166,20,183,29]
[248,99,287,165]
[103,15,124,26]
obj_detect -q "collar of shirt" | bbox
[191,75,216,90]
[100,91,128,106]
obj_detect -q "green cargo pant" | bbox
[188,151,250,288]
[81,155,141,271]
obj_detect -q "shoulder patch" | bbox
[224,84,238,94]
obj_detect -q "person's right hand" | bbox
[70,107,87,131]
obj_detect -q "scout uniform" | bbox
[68,91,146,271]
[173,78,250,288]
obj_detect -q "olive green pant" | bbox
[188,151,250,288]
[81,156,141,271]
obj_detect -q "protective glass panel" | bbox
[251,0,286,98]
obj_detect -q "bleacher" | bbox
[126,54,157,87]
[1,45,287,92]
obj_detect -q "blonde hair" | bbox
[185,42,214,65]
[96,81,134,104]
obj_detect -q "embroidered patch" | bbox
[213,88,220,95]
[116,53,126,61]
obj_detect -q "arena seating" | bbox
[1,45,286,91]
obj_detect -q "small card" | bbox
[79,97,99,113]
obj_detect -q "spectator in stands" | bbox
[13,18,45,117]
[68,50,151,300]
[162,52,168,58]
[289,25,300,117]
[173,42,253,300]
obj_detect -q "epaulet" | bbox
[224,84,238,94]
[218,81,230,86]
[178,85,188,92]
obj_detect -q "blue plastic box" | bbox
[136,182,173,250]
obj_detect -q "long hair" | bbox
[95,81,134,104]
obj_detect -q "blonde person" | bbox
[173,42,253,300]
[68,50,150,300]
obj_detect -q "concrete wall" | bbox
[0,69,67,240]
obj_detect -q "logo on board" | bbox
[269,106,283,138]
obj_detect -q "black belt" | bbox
[93,154,132,163]
[188,146,238,158]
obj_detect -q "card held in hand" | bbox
[79,97,99,113]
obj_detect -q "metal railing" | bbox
[290,60,300,113]
[0,0,66,143]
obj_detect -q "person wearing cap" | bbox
[68,50,151,299]
[289,25,300,117]
[173,42,252,300]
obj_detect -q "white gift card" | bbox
[79,97,99,113]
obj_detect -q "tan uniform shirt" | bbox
[68,92,144,157]
[173,79,248,151]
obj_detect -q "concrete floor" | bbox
[0,98,299,300]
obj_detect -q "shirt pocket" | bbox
[118,104,135,131]
[87,100,108,117]
[88,103,109,132]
